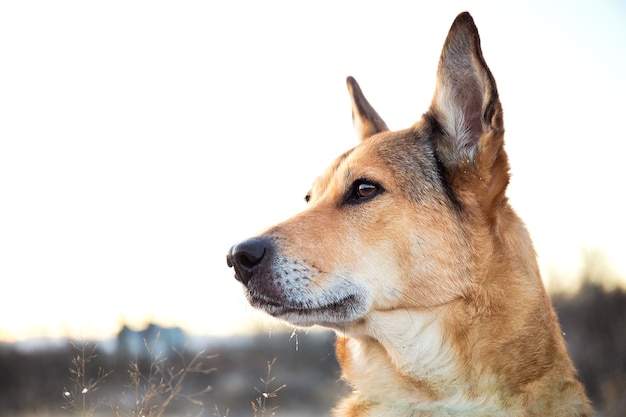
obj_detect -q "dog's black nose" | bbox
[226,237,270,286]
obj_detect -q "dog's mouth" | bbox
[247,291,365,328]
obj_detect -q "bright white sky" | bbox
[1,1,625,342]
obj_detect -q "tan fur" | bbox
[227,12,591,416]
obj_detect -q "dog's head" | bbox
[227,12,512,332]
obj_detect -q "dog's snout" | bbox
[226,237,271,286]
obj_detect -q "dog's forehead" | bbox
[311,140,389,194]
[345,135,409,180]
[312,126,442,196]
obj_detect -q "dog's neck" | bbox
[336,308,474,410]
[334,285,586,416]
[358,309,456,388]
[335,302,551,416]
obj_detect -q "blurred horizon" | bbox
[2,253,623,344]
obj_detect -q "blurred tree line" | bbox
[0,257,624,417]
[550,253,626,417]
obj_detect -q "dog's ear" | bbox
[429,12,508,210]
[346,76,389,141]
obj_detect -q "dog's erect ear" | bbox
[429,12,508,210]
[429,12,504,172]
[346,76,389,141]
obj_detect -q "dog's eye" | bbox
[304,194,311,203]
[356,183,378,198]
[346,180,382,203]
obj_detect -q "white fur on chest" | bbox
[340,310,505,416]
[366,309,456,385]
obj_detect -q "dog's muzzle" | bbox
[226,236,272,286]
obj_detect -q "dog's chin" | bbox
[248,292,366,328]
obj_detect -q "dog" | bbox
[227,12,592,416]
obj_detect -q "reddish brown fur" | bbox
[227,12,591,416]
